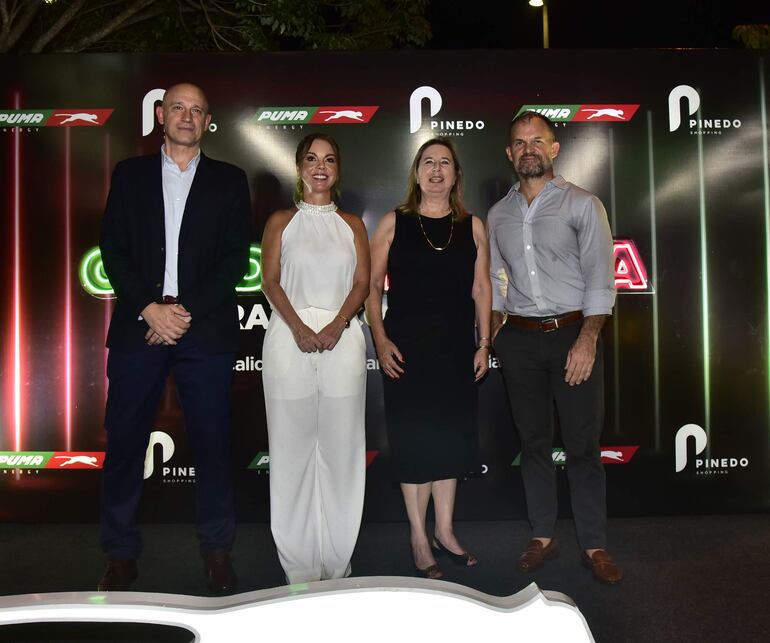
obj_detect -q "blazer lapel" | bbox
[178,152,208,250]
[148,153,165,246]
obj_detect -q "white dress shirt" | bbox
[161,145,200,298]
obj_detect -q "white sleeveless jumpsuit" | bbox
[262,202,366,583]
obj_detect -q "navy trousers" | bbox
[100,334,236,559]
[494,321,607,550]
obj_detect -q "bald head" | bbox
[162,83,209,114]
[156,82,211,155]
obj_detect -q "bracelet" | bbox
[479,336,490,341]
[476,345,490,351]
[336,313,350,328]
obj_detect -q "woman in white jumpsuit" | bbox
[260,133,370,583]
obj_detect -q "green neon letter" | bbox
[79,244,262,298]
[79,246,114,298]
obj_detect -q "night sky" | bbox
[427,0,769,50]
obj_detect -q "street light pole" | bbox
[528,0,549,49]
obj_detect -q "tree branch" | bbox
[61,0,157,52]
[0,2,10,48]
[0,1,10,34]
[208,0,242,18]
[30,0,88,53]
[119,5,172,31]
[1,0,429,53]
[0,0,40,53]
[5,0,25,24]
[78,1,140,19]
[198,0,241,51]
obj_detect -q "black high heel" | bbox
[432,537,478,567]
[410,546,443,579]
[414,562,443,579]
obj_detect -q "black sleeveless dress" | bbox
[382,211,480,483]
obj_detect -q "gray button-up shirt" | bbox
[161,145,200,298]
[487,175,615,317]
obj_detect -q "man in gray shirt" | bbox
[488,111,622,584]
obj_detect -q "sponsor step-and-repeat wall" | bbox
[1,51,769,522]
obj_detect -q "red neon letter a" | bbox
[613,239,649,290]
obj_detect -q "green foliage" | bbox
[1,0,431,53]
[233,0,431,50]
[732,24,770,50]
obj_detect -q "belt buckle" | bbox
[540,317,559,332]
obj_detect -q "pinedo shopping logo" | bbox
[409,86,486,136]
[143,430,196,483]
[674,424,749,476]
[667,85,741,135]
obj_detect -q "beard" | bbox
[516,154,552,179]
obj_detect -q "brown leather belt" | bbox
[505,310,583,333]
[162,295,178,304]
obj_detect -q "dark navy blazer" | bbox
[100,152,252,353]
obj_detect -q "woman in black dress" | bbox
[366,138,491,578]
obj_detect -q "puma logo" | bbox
[53,455,99,467]
[581,108,626,120]
[54,112,100,124]
[318,110,364,122]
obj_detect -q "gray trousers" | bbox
[494,321,607,550]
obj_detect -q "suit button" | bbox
[156,283,161,288]
[161,247,164,252]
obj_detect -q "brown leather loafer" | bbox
[97,558,137,591]
[517,538,559,572]
[203,550,237,595]
[582,549,623,584]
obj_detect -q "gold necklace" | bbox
[418,212,453,251]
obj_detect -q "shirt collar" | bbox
[512,174,567,194]
[161,145,201,173]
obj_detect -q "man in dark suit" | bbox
[97,83,251,594]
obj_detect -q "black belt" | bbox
[505,311,583,332]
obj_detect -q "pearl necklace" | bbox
[296,200,337,215]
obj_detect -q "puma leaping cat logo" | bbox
[318,110,364,122]
[582,108,626,120]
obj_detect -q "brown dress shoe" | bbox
[517,538,559,572]
[97,558,137,591]
[582,549,623,584]
[203,550,237,595]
